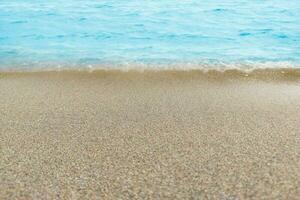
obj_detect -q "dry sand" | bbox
[0,70,300,199]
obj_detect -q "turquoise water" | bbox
[0,0,300,70]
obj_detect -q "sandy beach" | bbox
[0,70,300,199]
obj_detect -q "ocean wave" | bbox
[1,0,299,65]
[0,61,299,73]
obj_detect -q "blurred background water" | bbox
[0,0,300,69]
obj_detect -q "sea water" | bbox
[0,0,300,70]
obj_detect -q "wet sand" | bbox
[0,70,300,199]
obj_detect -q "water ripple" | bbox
[0,0,299,69]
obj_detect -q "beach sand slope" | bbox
[0,71,300,199]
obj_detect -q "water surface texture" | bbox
[0,0,300,69]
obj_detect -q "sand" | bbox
[0,70,300,199]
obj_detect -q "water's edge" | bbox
[1,66,300,82]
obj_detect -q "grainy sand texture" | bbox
[0,70,300,199]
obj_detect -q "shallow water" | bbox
[0,0,300,70]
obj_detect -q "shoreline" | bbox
[1,68,300,82]
[1,72,300,199]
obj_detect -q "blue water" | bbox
[0,0,300,70]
